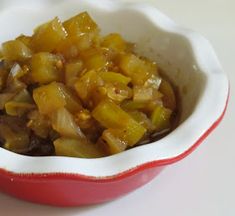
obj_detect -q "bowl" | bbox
[0,0,229,206]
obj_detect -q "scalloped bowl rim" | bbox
[0,0,229,178]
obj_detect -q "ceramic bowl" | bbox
[0,0,229,206]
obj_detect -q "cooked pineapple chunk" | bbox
[133,86,153,102]
[54,137,105,158]
[80,48,108,70]
[33,82,66,114]
[92,100,129,128]
[159,79,176,110]
[128,111,155,131]
[102,33,127,52]
[85,53,107,70]
[74,70,103,101]
[92,100,146,146]
[31,17,67,52]
[59,12,100,59]
[65,60,83,87]
[105,83,132,103]
[123,120,148,146]
[144,74,162,89]
[99,71,131,85]
[151,105,172,131]
[31,52,62,84]
[121,100,147,111]
[56,34,95,59]
[101,122,147,147]
[1,40,32,61]
[119,54,156,85]
[91,81,132,105]
[101,129,128,154]
[33,82,82,114]
[16,35,32,47]
[90,86,108,107]
[63,12,98,36]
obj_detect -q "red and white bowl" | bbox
[0,0,229,206]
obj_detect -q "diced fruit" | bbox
[133,86,153,102]
[91,82,132,105]
[99,71,131,85]
[54,137,105,158]
[56,34,96,59]
[102,33,127,52]
[92,100,146,146]
[33,82,82,114]
[74,70,103,101]
[85,54,107,70]
[90,86,108,107]
[123,120,148,146]
[128,111,155,131]
[92,100,129,128]
[63,12,98,36]
[33,82,66,114]
[1,40,32,61]
[16,35,32,48]
[144,74,162,89]
[105,83,132,103]
[30,52,62,84]
[65,60,83,87]
[121,100,147,111]
[101,129,128,154]
[80,48,108,70]
[119,54,156,85]
[59,12,99,59]
[151,105,172,131]
[31,17,67,52]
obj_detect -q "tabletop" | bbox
[0,0,234,215]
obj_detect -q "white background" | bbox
[1,0,235,215]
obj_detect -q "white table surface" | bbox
[1,0,234,215]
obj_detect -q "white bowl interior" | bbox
[0,0,228,177]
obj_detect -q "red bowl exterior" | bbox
[0,93,229,206]
[0,166,164,206]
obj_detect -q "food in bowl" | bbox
[0,12,178,158]
[0,0,229,207]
